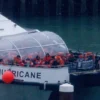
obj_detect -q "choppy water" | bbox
[0,83,51,100]
[1,16,100,100]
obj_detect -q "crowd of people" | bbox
[0,50,97,68]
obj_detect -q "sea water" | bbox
[1,16,100,100]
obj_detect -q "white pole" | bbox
[59,83,74,100]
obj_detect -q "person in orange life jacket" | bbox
[34,55,42,67]
[44,53,51,64]
[25,58,34,67]
[58,52,66,63]
[50,56,59,66]
[62,55,68,64]
[14,55,24,66]
[41,58,50,68]
[55,55,64,66]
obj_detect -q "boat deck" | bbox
[70,69,100,88]
[70,69,100,75]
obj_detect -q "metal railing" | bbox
[68,60,95,72]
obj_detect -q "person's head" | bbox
[51,56,55,59]
[26,58,30,61]
[17,55,20,58]
[46,53,50,57]
[26,58,30,63]
[36,55,40,60]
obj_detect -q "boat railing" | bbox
[68,60,95,72]
[1,62,68,69]
[0,58,97,72]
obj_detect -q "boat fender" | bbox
[2,71,14,84]
[59,83,74,100]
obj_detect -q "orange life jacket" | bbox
[59,59,64,65]
[55,55,64,66]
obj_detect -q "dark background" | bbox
[0,0,100,20]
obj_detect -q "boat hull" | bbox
[0,65,69,86]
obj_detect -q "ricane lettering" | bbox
[0,69,41,79]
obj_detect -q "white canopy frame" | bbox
[4,38,22,59]
[28,35,46,56]
[0,31,68,59]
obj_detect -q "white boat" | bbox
[0,14,69,86]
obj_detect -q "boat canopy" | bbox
[0,31,68,59]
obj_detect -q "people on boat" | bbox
[44,53,51,65]
[24,58,34,67]
[0,51,97,68]
[50,56,59,66]
[55,55,64,66]
[14,55,24,66]
[34,55,43,67]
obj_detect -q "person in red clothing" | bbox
[14,55,24,66]
[40,58,45,65]
[34,55,43,67]
[44,53,51,64]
